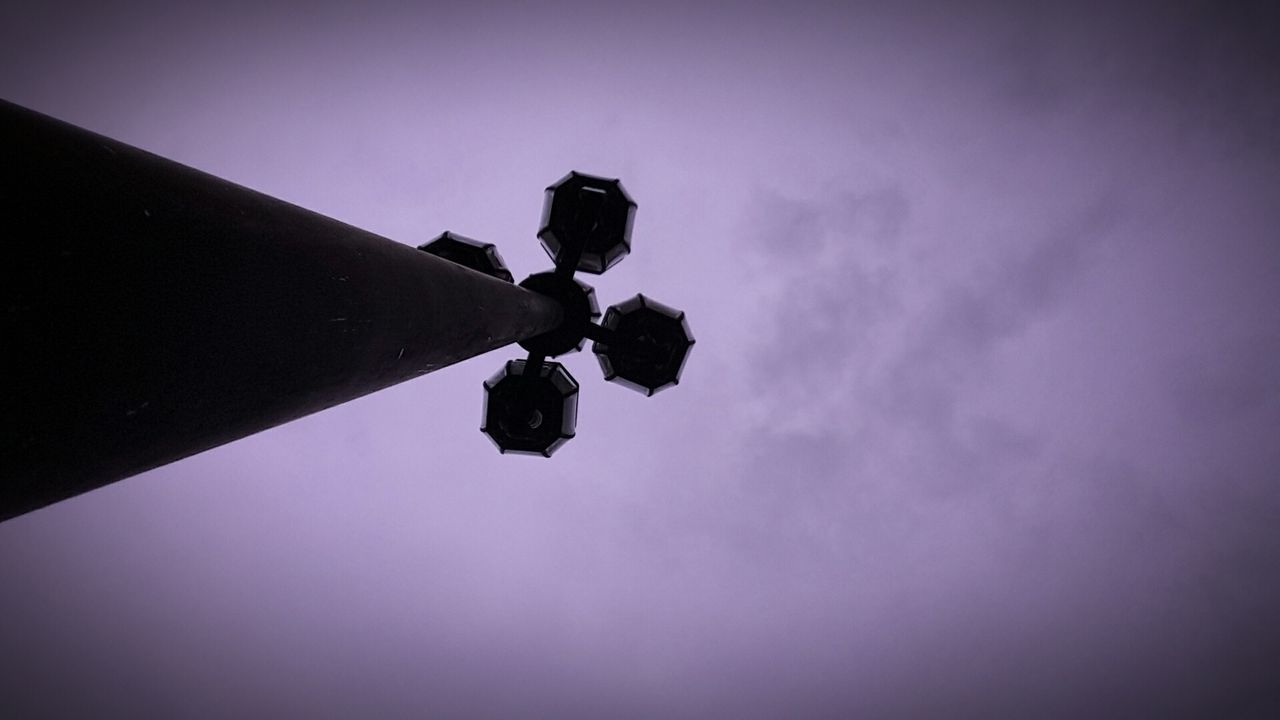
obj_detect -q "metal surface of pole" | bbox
[0,100,564,521]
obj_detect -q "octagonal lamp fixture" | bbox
[418,231,514,283]
[481,359,579,457]
[592,294,695,396]
[538,172,636,275]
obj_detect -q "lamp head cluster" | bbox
[419,171,694,456]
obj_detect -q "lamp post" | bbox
[0,100,691,522]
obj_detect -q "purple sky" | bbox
[3,1,1279,717]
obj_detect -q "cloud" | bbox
[707,9,1280,705]
[741,178,1120,486]
[984,1,1280,157]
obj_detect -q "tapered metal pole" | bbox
[0,99,563,521]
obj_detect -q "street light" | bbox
[0,100,693,520]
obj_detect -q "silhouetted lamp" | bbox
[418,231,515,283]
[538,171,636,274]
[481,359,579,457]
[593,294,695,396]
